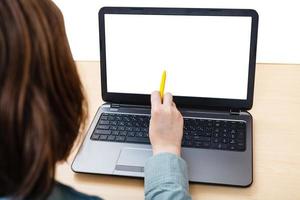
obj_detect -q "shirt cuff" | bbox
[144,152,189,194]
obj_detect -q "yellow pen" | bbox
[160,70,167,100]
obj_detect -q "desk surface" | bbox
[56,62,300,200]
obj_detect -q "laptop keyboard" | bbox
[90,113,246,152]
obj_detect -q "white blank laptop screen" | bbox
[104,14,252,100]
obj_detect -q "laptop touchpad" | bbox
[115,148,152,173]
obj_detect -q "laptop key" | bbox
[229,139,237,144]
[119,131,127,136]
[99,120,109,125]
[222,132,229,138]
[230,129,237,134]
[141,127,148,132]
[183,140,193,147]
[110,121,117,126]
[100,116,108,120]
[193,136,211,142]
[116,136,125,142]
[133,127,140,132]
[229,145,237,151]
[91,134,100,140]
[108,116,115,120]
[213,132,220,137]
[194,141,205,148]
[95,130,111,135]
[99,135,108,141]
[204,132,212,137]
[117,126,125,131]
[203,142,210,148]
[112,131,119,135]
[221,143,229,150]
[222,138,229,143]
[136,132,144,137]
[237,142,245,150]
[123,116,130,121]
[116,116,122,121]
[126,137,150,144]
[125,127,133,131]
[128,132,135,137]
[143,132,149,137]
[211,143,223,149]
[97,125,110,130]
[126,122,133,126]
[237,133,245,139]
[212,137,220,143]
[107,135,116,141]
[118,121,125,126]
[239,122,246,128]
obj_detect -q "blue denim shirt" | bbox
[0,153,191,200]
[144,153,191,200]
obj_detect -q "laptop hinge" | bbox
[111,103,120,108]
[230,109,241,115]
[110,103,150,109]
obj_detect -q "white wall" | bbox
[53,0,300,64]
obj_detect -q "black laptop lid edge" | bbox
[98,7,259,111]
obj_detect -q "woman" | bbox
[0,0,191,199]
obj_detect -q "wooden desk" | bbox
[56,62,300,200]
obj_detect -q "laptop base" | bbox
[72,103,253,187]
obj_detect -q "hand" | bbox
[149,91,184,156]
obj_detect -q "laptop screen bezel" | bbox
[99,7,258,110]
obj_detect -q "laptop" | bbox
[72,7,259,187]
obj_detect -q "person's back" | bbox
[0,1,191,199]
[0,0,88,199]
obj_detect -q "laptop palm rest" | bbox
[114,148,152,175]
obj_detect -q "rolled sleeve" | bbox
[144,153,191,200]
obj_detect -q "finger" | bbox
[163,92,173,106]
[151,91,161,108]
[172,102,181,115]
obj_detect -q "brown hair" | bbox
[0,0,87,199]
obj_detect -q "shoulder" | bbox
[47,182,103,200]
